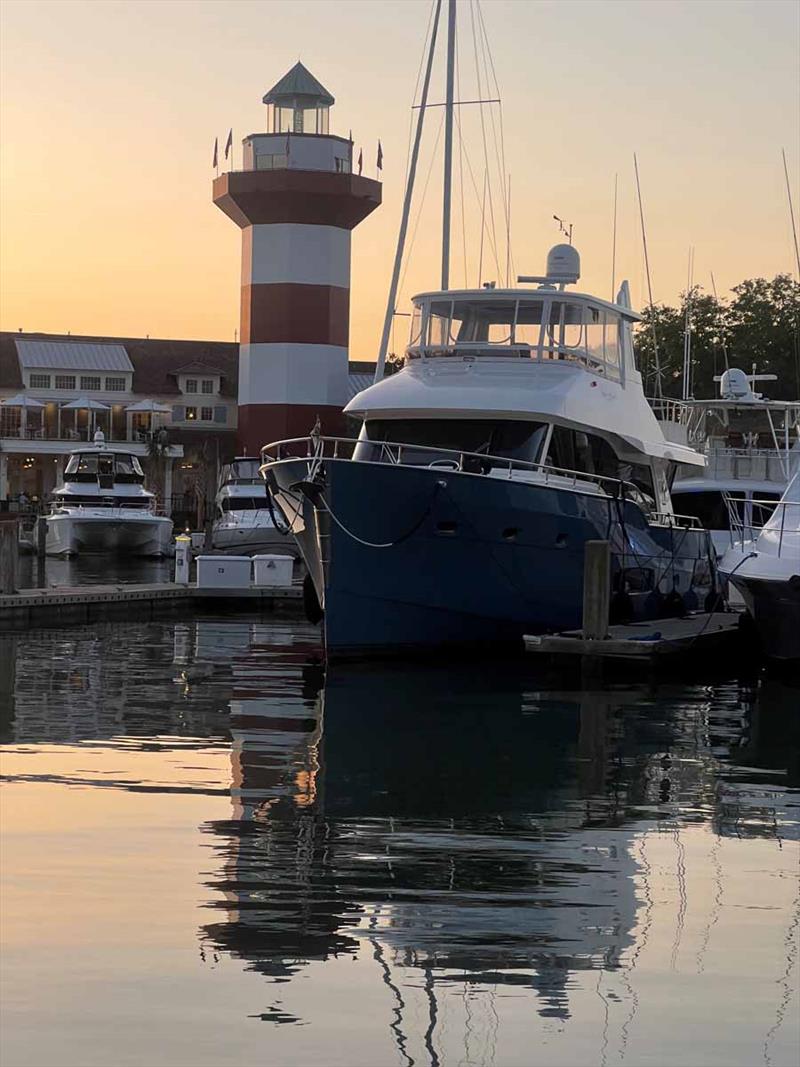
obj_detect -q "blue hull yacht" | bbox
[263,249,713,658]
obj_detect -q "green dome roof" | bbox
[262,62,334,107]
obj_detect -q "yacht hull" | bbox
[728,576,800,662]
[211,523,298,557]
[46,510,173,557]
[267,457,714,660]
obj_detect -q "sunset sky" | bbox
[1,0,798,358]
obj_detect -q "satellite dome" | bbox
[719,368,752,401]
[546,244,580,284]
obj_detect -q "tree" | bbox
[635,275,800,400]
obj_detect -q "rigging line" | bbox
[478,167,487,286]
[782,148,800,279]
[453,103,502,275]
[404,0,438,179]
[475,0,511,274]
[469,0,501,278]
[633,152,663,398]
[397,108,447,300]
[455,30,469,288]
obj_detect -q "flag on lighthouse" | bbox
[377,140,383,171]
[357,148,363,176]
[224,128,233,160]
[212,137,218,169]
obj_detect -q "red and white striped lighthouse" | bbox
[213,63,382,454]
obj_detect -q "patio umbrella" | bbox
[1,393,45,436]
[125,399,172,413]
[1,393,45,408]
[61,397,111,441]
[61,397,111,411]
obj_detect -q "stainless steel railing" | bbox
[260,435,703,528]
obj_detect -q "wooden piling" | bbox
[0,516,20,595]
[582,540,610,640]
[36,516,47,558]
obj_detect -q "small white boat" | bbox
[46,431,172,557]
[718,472,800,662]
[211,457,297,557]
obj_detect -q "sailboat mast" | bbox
[373,0,443,383]
[441,0,457,290]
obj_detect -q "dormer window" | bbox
[201,379,214,394]
[185,379,198,393]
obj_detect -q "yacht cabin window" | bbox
[409,296,624,381]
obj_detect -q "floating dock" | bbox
[524,612,742,664]
[0,583,303,630]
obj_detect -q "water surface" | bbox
[1,618,798,1067]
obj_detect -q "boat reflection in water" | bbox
[198,640,799,1058]
[2,618,798,1065]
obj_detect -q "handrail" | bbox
[723,491,800,556]
[260,434,705,530]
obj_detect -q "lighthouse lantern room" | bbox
[213,62,381,454]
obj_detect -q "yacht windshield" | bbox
[409,295,623,379]
[221,495,269,512]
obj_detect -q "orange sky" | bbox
[1,0,798,358]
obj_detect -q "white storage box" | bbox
[253,554,294,588]
[190,532,206,552]
[196,555,251,589]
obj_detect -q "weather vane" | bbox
[553,215,573,245]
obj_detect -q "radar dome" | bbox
[719,368,752,401]
[546,244,580,283]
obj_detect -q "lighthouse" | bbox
[213,63,382,454]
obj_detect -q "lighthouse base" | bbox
[238,403,347,456]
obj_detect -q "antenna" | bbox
[682,246,694,401]
[633,153,662,398]
[709,271,729,373]
[782,148,800,279]
[553,214,573,244]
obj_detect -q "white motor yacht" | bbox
[46,431,172,557]
[718,472,800,662]
[211,457,297,557]
[654,368,800,556]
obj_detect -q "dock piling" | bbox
[582,540,611,640]
[0,516,20,595]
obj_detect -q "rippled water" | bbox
[0,618,798,1067]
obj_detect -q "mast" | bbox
[374,0,443,383]
[782,148,800,279]
[441,0,457,290]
